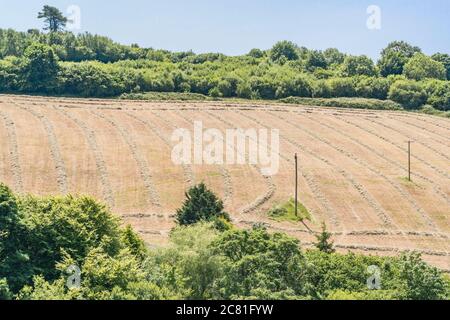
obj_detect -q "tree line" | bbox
[0,5,449,112]
[0,5,450,113]
[0,182,449,300]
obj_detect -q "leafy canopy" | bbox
[403,53,447,81]
[37,5,68,32]
[175,183,231,229]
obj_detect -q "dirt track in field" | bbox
[1,94,449,271]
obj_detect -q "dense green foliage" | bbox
[432,53,450,80]
[0,26,449,110]
[176,183,231,230]
[120,91,210,101]
[403,53,447,81]
[0,182,448,300]
[0,183,145,294]
[378,41,422,77]
[37,6,68,33]
[314,223,335,254]
[388,80,429,109]
[268,198,311,222]
[281,97,402,110]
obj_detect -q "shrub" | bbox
[422,80,450,111]
[268,198,311,222]
[208,87,221,98]
[145,223,221,299]
[236,82,253,99]
[388,80,428,109]
[249,76,277,99]
[327,77,357,97]
[0,278,12,300]
[323,48,346,65]
[0,183,26,293]
[20,42,60,93]
[217,76,240,97]
[120,91,209,101]
[269,41,299,63]
[304,50,327,71]
[419,105,450,118]
[431,53,450,80]
[58,62,122,97]
[355,76,390,99]
[280,97,403,110]
[275,75,313,98]
[397,252,447,300]
[248,48,264,59]
[378,41,421,76]
[341,55,377,77]
[210,226,310,299]
[403,53,446,81]
[0,56,21,91]
[0,183,147,296]
[305,251,399,298]
[175,183,231,229]
[312,79,331,98]
[314,223,335,253]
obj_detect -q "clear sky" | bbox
[1,0,449,59]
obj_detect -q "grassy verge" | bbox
[419,105,450,118]
[280,97,404,110]
[268,198,311,223]
[26,90,448,118]
[119,91,212,101]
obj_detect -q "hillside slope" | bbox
[0,94,449,270]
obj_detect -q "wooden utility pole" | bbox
[408,141,411,181]
[295,153,298,217]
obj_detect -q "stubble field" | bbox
[0,94,449,271]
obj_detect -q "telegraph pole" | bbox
[295,153,298,217]
[408,141,411,181]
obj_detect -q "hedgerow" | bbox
[1,29,449,112]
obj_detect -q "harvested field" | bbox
[0,94,449,271]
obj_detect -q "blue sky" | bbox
[1,0,449,59]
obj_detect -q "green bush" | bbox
[20,42,60,93]
[312,79,332,98]
[0,184,25,293]
[431,53,450,80]
[59,62,123,97]
[388,80,428,109]
[327,77,357,97]
[175,183,231,229]
[341,55,377,77]
[355,76,390,100]
[403,53,446,81]
[419,105,450,118]
[120,91,209,101]
[269,40,299,63]
[0,28,449,117]
[0,56,21,91]
[210,226,310,299]
[281,97,403,110]
[2,180,448,301]
[378,41,421,77]
[249,76,277,99]
[304,50,327,71]
[275,75,313,98]
[422,80,450,111]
